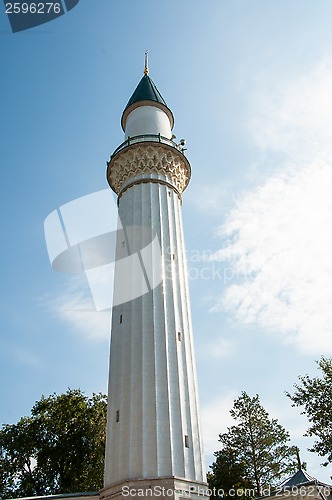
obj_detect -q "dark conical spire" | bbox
[121,59,174,131]
[123,74,168,112]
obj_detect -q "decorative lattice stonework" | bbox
[107,143,191,195]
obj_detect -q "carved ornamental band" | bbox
[107,143,191,195]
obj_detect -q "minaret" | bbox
[101,58,208,500]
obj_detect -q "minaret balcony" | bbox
[107,133,191,197]
[109,133,186,161]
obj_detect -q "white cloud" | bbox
[201,392,237,458]
[13,349,40,367]
[41,275,111,342]
[204,337,235,359]
[250,58,332,162]
[187,182,232,214]
[211,59,332,354]
[264,396,308,442]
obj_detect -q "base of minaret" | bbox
[100,478,210,500]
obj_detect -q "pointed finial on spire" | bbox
[144,50,149,75]
[296,447,302,470]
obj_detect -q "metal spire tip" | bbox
[144,50,149,75]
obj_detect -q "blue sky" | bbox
[1,0,332,484]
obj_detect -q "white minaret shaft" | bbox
[102,69,208,500]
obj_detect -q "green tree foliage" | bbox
[209,392,297,498]
[208,447,255,500]
[287,357,332,469]
[0,389,107,499]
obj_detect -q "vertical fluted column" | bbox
[102,141,208,500]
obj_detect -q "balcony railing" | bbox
[109,134,186,161]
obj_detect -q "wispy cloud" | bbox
[265,397,308,442]
[211,59,332,354]
[4,346,41,367]
[41,275,111,342]
[187,182,232,214]
[204,337,235,359]
[250,58,332,162]
[201,392,238,458]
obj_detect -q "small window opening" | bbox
[119,314,123,324]
[116,410,120,422]
[168,191,171,197]
[172,254,175,260]
[184,435,189,448]
[178,332,182,341]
